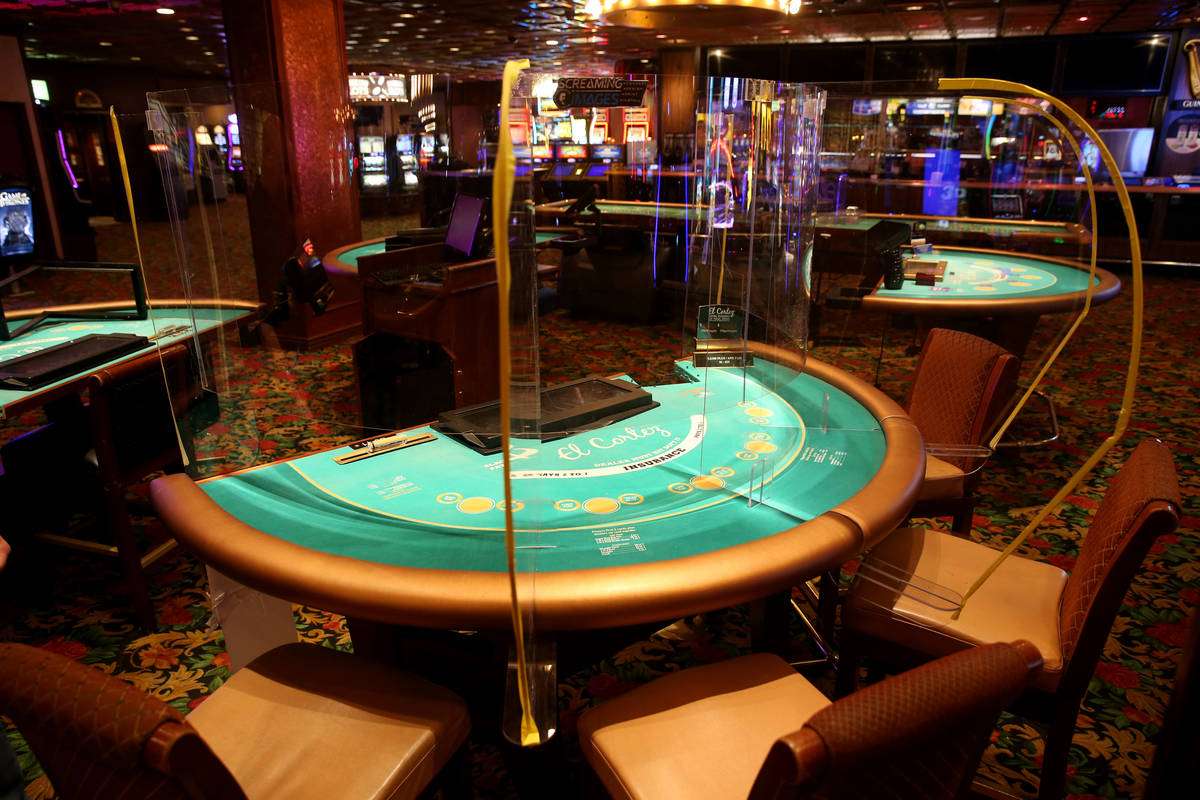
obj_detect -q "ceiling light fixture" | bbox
[156,6,175,15]
[590,0,801,29]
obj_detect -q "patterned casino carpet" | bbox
[1,196,1197,799]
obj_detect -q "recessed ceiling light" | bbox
[131,55,142,60]
[415,34,425,38]
[186,35,199,41]
[655,34,666,38]
[546,39,559,45]
[1078,15,1088,21]
[485,29,495,34]
[99,41,113,46]
[392,21,406,27]
[203,50,214,56]
[378,37,390,42]
[433,18,442,23]
[401,12,415,18]
[449,46,459,51]
[156,7,175,15]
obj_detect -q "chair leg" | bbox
[104,484,156,630]
[951,497,976,536]
[1037,699,1081,800]
[834,633,862,698]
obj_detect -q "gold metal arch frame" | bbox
[937,78,1144,617]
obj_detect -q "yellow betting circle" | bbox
[457,497,495,514]
[583,497,621,514]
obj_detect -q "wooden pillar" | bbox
[221,0,362,349]
[659,48,700,137]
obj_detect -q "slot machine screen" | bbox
[396,134,414,155]
[556,144,587,161]
[531,144,552,161]
[591,144,623,161]
[0,185,35,259]
[553,120,573,140]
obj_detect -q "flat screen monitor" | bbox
[396,134,414,154]
[587,164,610,177]
[1062,36,1171,95]
[556,144,587,160]
[1095,128,1155,178]
[0,186,35,259]
[591,144,623,160]
[436,376,658,453]
[444,194,485,258]
[531,144,552,160]
[551,163,576,177]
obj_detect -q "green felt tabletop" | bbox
[0,307,246,418]
[201,358,885,574]
[337,231,563,268]
[878,249,1099,300]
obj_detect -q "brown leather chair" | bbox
[0,640,472,800]
[904,327,1020,535]
[578,640,1041,800]
[837,437,1182,800]
[34,345,198,629]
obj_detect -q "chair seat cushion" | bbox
[578,652,832,800]
[917,453,965,501]
[844,527,1068,692]
[186,643,470,800]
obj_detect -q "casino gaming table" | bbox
[535,199,706,232]
[324,230,572,277]
[151,342,924,634]
[860,246,1120,358]
[0,301,256,421]
[855,213,1090,259]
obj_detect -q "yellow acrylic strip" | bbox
[938,78,1143,617]
[959,98,1101,452]
[493,58,538,747]
[110,107,190,467]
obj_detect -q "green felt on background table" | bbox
[0,307,245,417]
[878,248,1099,300]
[338,231,564,268]
[201,359,885,573]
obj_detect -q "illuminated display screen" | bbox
[0,187,35,258]
[532,144,552,159]
[556,144,587,159]
[591,144,623,160]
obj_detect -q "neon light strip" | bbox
[55,130,79,189]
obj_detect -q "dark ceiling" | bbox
[2,0,1198,81]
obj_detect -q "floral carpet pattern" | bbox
[1,195,1196,799]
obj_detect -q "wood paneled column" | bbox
[222,0,361,348]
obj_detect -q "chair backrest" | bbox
[748,640,1042,800]
[86,344,194,483]
[1058,438,1182,689]
[906,328,1020,474]
[0,641,245,800]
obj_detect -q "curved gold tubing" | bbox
[960,97,1100,452]
[493,58,540,747]
[938,78,1143,617]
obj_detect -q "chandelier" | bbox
[585,0,803,29]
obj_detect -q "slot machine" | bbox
[358,135,388,190]
[586,143,624,180]
[552,143,588,179]
[226,114,243,173]
[395,134,419,187]
[419,135,436,169]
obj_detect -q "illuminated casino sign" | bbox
[553,77,648,109]
[348,73,408,102]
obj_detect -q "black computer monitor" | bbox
[445,194,486,259]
